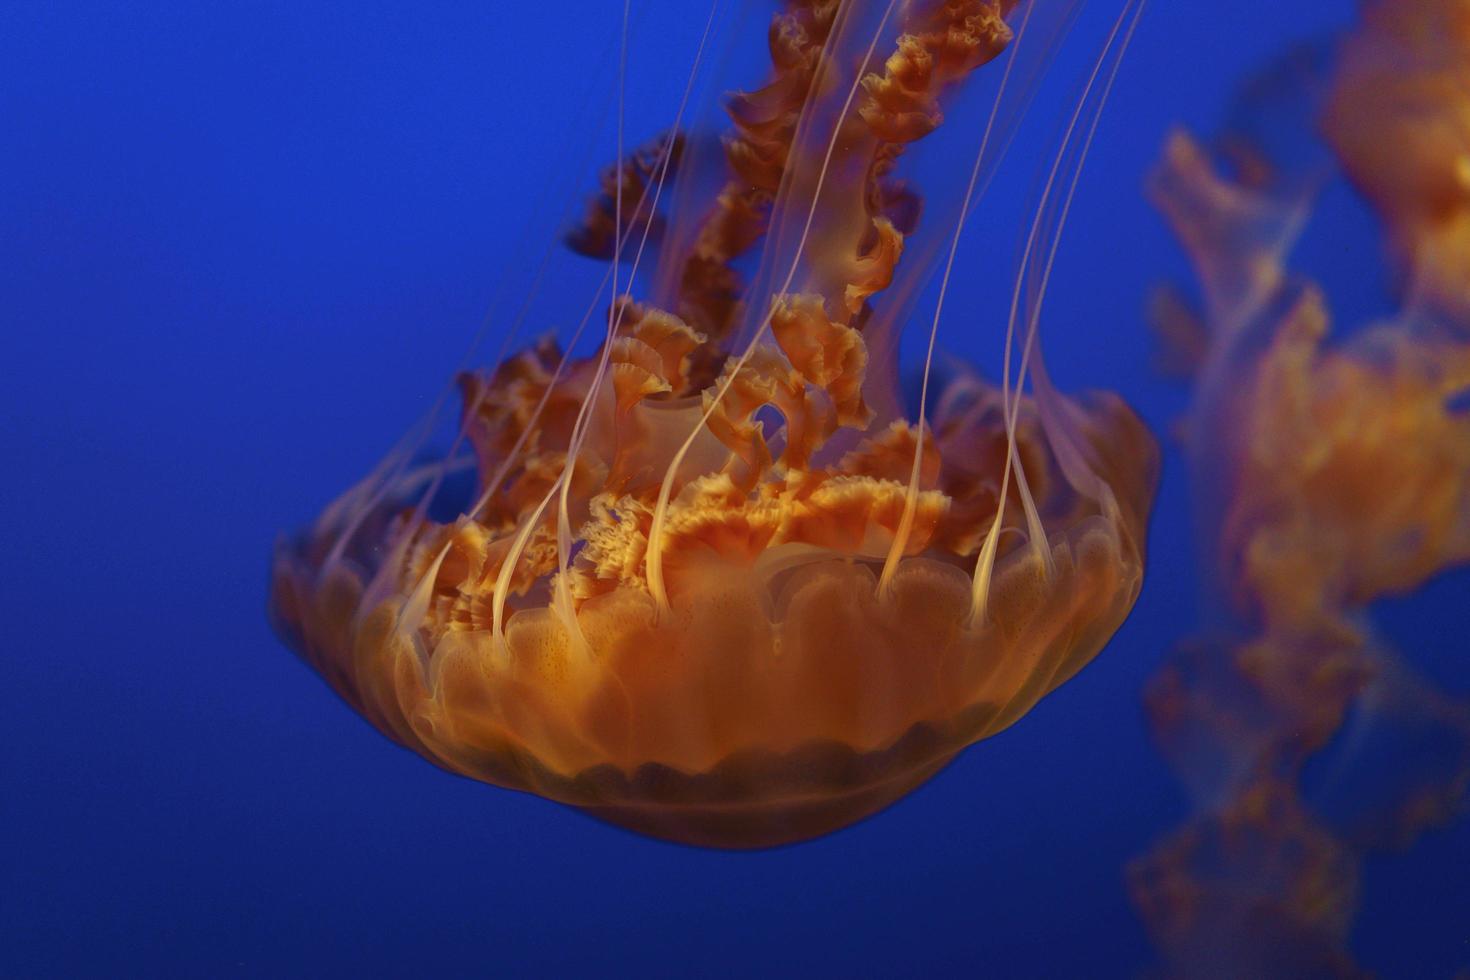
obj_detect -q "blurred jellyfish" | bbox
[1324,0,1470,325]
[1131,0,1470,972]
[270,0,1158,848]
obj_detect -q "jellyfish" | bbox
[1323,0,1470,326]
[1130,1,1470,972]
[270,0,1157,848]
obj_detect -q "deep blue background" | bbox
[4,2,1466,976]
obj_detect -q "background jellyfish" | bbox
[271,0,1158,848]
[1129,1,1470,973]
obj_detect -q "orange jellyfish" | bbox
[270,0,1157,848]
[1131,0,1470,972]
[1323,0,1470,327]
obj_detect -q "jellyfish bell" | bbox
[1322,0,1470,327]
[270,0,1157,848]
[1323,0,1470,326]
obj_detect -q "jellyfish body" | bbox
[271,0,1157,848]
[1323,0,1470,325]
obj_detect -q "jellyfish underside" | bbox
[271,0,1156,848]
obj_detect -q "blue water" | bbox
[5,2,1466,976]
